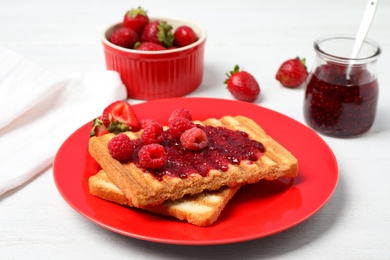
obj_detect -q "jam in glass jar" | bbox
[304,35,381,137]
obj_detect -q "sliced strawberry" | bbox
[102,101,141,133]
[90,117,109,137]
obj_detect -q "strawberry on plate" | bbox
[123,6,149,35]
[173,26,198,47]
[90,117,109,137]
[140,20,174,48]
[101,100,141,133]
[275,57,309,88]
[224,65,260,102]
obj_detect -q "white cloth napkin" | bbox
[0,46,127,196]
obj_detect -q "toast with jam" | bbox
[88,115,298,208]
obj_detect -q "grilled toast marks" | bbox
[89,170,241,226]
[88,116,298,207]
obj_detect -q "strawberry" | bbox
[135,42,166,51]
[224,65,260,102]
[275,57,309,88]
[109,27,139,49]
[102,100,141,133]
[123,6,149,35]
[140,20,174,47]
[173,26,198,47]
[90,117,109,137]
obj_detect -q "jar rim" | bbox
[314,34,381,64]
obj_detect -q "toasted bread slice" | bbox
[89,170,241,226]
[88,115,298,207]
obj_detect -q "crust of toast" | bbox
[88,115,298,207]
[89,170,241,226]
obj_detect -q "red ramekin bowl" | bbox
[102,17,207,100]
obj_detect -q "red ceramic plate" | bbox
[53,97,338,245]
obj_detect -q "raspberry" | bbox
[107,133,134,161]
[168,108,192,124]
[141,121,164,144]
[140,118,156,129]
[180,127,209,150]
[168,117,195,139]
[138,144,167,169]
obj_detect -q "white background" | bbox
[1,0,389,259]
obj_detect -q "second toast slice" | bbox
[89,170,241,226]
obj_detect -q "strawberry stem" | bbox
[296,56,307,69]
[157,21,174,47]
[108,121,130,134]
[128,6,148,18]
[90,118,104,137]
[224,65,241,84]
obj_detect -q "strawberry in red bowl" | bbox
[123,6,149,35]
[102,15,207,100]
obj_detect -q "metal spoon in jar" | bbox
[347,0,378,79]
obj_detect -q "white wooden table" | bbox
[1,0,389,259]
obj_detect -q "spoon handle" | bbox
[351,0,378,59]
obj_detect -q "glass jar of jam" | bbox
[304,35,381,137]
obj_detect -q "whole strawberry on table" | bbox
[224,65,260,103]
[275,57,309,88]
